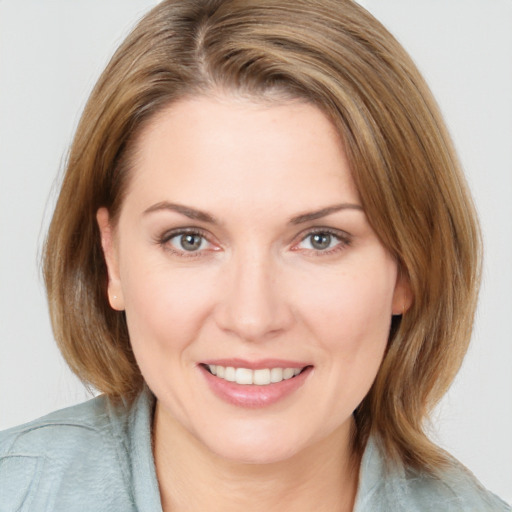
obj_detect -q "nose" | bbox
[214,249,294,342]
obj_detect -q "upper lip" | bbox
[200,358,311,370]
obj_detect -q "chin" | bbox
[201,424,310,466]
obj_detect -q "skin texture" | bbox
[97,95,411,511]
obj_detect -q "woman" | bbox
[0,0,509,510]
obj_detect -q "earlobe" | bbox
[96,208,125,311]
[392,269,413,316]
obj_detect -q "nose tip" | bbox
[214,256,293,342]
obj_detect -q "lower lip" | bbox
[199,365,312,408]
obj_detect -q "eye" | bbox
[294,229,351,254]
[304,232,336,250]
[156,228,216,256]
[171,232,208,252]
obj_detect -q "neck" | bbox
[153,402,360,512]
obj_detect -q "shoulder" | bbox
[402,462,511,511]
[0,394,120,461]
[0,395,137,512]
[356,438,511,511]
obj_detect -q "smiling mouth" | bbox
[201,364,310,386]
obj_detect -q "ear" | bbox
[96,207,125,311]
[391,268,413,316]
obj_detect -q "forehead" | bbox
[124,95,360,217]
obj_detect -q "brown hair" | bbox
[43,0,481,472]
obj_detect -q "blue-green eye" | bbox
[308,233,335,250]
[170,232,208,252]
[296,230,350,253]
[156,227,221,258]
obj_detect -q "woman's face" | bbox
[98,95,409,464]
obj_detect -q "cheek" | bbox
[296,253,397,366]
[119,248,217,357]
[292,258,396,418]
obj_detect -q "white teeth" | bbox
[270,367,283,383]
[283,368,295,380]
[225,366,236,382]
[206,365,304,385]
[236,367,253,385]
[253,368,270,385]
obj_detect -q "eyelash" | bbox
[293,228,352,256]
[155,227,352,258]
[156,227,214,258]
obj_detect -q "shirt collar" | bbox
[126,386,163,512]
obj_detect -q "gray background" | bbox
[1,0,511,502]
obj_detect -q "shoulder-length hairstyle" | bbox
[43,0,481,472]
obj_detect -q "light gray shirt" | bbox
[0,387,509,511]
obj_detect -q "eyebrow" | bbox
[289,203,363,224]
[143,201,217,223]
[143,201,363,225]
